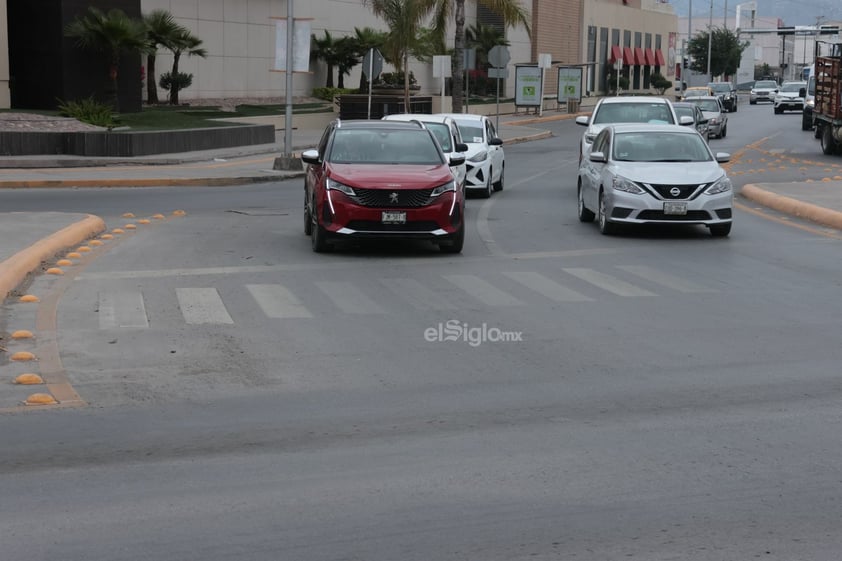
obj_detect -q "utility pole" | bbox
[724,0,728,28]
[687,0,692,88]
[707,0,713,82]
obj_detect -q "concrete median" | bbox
[741,184,842,231]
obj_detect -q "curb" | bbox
[504,131,554,145]
[0,214,106,301]
[502,112,586,126]
[0,173,306,189]
[741,184,842,231]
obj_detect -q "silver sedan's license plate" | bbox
[381,211,406,224]
[663,202,687,215]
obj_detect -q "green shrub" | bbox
[56,97,115,127]
[312,87,356,101]
[159,72,193,93]
[651,73,673,95]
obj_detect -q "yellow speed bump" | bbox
[25,393,57,406]
[77,246,92,252]
[10,351,36,362]
[152,214,165,220]
[101,234,114,240]
[14,373,44,385]
[138,219,151,224]
[112,228,125,234]
[122,212,135,218]
[172,210,187,216]
[89,240,104,246]
[124,224,137,230]
[66,252,82,259]
[11,330,34,339]
[20,294,40,303]
[46,267,64,275]
[56,259,73,267]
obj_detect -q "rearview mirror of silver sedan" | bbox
[575,115,590,126]
[589,151,607,163]
[679,115,694,126]
[715,152,731,163]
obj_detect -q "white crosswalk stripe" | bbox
[176,288,234,324]
[443,274,524,306]
[562,268,657,297]
[502,271,593,302]
[98,290,149,329]
[247,284,313,318]
[615,265,717,293]
[316,281,386,314]
[380,278,458,311]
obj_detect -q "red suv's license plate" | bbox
[381,211,407,224]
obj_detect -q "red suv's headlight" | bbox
[430,180,457,197]
[326,178,356,196]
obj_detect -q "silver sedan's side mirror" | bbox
[715,152,731,163]
[589,151,607,163]
[575,115,590,126]
[679,115,695,126]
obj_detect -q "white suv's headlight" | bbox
[705,176,732,195]
[468,151,488,163]
[430,180,456,197]
[612,176,644,194]
[326,177,356,196]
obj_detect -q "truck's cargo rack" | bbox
[815,43,842,122]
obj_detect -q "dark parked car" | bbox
[708,82,738,112]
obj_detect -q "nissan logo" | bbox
[669,187,681,197]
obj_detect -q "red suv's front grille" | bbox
[350,187,435,208]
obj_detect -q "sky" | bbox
[670,0,842,26]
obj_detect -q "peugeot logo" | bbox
[669,187,681,197]
[389,192,399,203]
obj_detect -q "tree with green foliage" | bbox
[687,26,748,79]
[413,0,531,112]
[64,6,151,112]
[312,30,344,88]
[466,23,509,69]
[335,37,361,89]
[142,10,182,105]
[161,28,207,105]
[650,72,672,95]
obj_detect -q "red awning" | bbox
[623,47,635,66]
[654,49,666,66]
[644,48,656,66]
[609,45,623,64]
[634,47,646,65]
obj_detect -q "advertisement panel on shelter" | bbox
[515,66,542,107]
[557,67,582,102]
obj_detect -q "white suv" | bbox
[382,113,468,188]
[438,113,505,198]
[575,96,682,164]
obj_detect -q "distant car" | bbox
[382,113,468,188]
[708,81,738,112]
[672,102,710,139]
[685,96,727,138]
[750,80,779,104]
[577,123,733,237]
[773,81,807,114]
[574,96,684,163]
[802,64,816,131]
[301,119,466,253]
[438,113,505,198]
[681,86,714,101]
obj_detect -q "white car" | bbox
[773,81,807,114]
[577,123,733,237]
[575,96,684,164]
[438,113,505,198]
[749,80,778,104]
[381,113,468,189]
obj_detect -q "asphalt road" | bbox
[2,101,842,560]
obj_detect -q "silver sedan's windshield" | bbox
[613,132,713,163]
[592,103,675,125]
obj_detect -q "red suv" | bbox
[302,120,466,253]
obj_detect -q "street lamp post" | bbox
[707,0,713,82]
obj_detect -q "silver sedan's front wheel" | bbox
[598,191,617,235]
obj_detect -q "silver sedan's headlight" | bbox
[468,151,488,163]
[430,180,456,197]
[326,177,356,196]
[612,176,644,194]
[705,176,732,195]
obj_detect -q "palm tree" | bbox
[335,37,359,89]
[311,30,343,88]
[163,29,207,105]
[143,10,181,105]
[64,6,150,112]
[364,0,427,109]
[466,23,509,70]
[414,0,532,112]
[353,27,388,90]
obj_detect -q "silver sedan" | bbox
[577,123,733,237]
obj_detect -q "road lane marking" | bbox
[443,274,523,306]
[380,278,458,311]
[176,287,234,324]
[503,271,592,302]
[315,281,386,314]
[98,290,149,329]
[562,268,656,297]
[616,265,716,293]
[246,284,312,318]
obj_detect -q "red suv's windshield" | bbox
[329,129,444,165]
